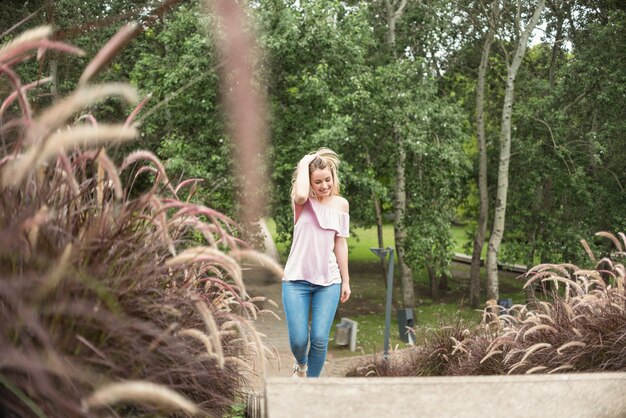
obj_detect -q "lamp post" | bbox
[370,246,395,361]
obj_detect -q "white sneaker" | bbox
[292,362,307,378]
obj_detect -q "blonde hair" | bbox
[290,147,341,200]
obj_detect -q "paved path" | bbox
[245,269,292,379]
[244,266,364,383]
[266,373,626,418]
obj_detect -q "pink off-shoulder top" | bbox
[282,198,350,286]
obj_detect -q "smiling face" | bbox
[310,168,334,198]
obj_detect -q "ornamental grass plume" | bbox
[82,381,201,415]
[346,232,626,377]
[0,25,281,417]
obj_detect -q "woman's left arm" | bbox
[335,235,351,303]
[335,197,350,303]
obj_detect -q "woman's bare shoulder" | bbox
[330,195,349,213]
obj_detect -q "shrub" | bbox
[346,233,626,377]
[0,26,279,417]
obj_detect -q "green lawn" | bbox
[451,224,472,254]
[329,303,483,358]
[349,224,396,262]
[350,223,479,261]
[266,219,477,263]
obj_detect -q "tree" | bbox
[383,0,417,309]
[439,0,625,293]
[469,1,499,309]
[500,1,626,267]
[485,0,546,300]
[403,92,470,301]
[129,1,237,214]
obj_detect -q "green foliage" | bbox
[438,2,626,268]
[223,401,248,418]
[403,86,471,276]
[130,1,237,214]
[493,7,626,266]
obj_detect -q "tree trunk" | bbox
[384,0,407,49]
[588,110,598,175]
[469,19,495,309]
[49,59,58,100]
[366,153,387,285]
[486,0,546,301]
[524,223,539,303]
[526,176,553,303]
[394,129,415,308]
[386,0,414,308]
[439,271,449,292]
[548,1,572,89]
[427,264,439,301]
[548,7,564,89]
[526,5,561,302]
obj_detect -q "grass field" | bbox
[329,302,483,357]
[266,219,478,263]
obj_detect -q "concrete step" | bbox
[265,373,626,418]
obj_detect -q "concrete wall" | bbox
[266,373,626,418]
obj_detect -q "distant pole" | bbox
[370,247,395,361]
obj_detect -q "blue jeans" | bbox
[282,280,341,377]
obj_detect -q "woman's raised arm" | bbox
[293,154,317,205]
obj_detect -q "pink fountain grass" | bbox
[0,25,279,417]
[346,232,626,377]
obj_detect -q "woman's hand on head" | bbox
[340,281,351,303]
[298,153,318,168]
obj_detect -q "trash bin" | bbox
[397,308,415,343]
[335,323,349,346]
[335,318,358,351]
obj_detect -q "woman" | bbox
[282,148,351,378]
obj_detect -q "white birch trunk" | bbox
[486,0,546,300]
